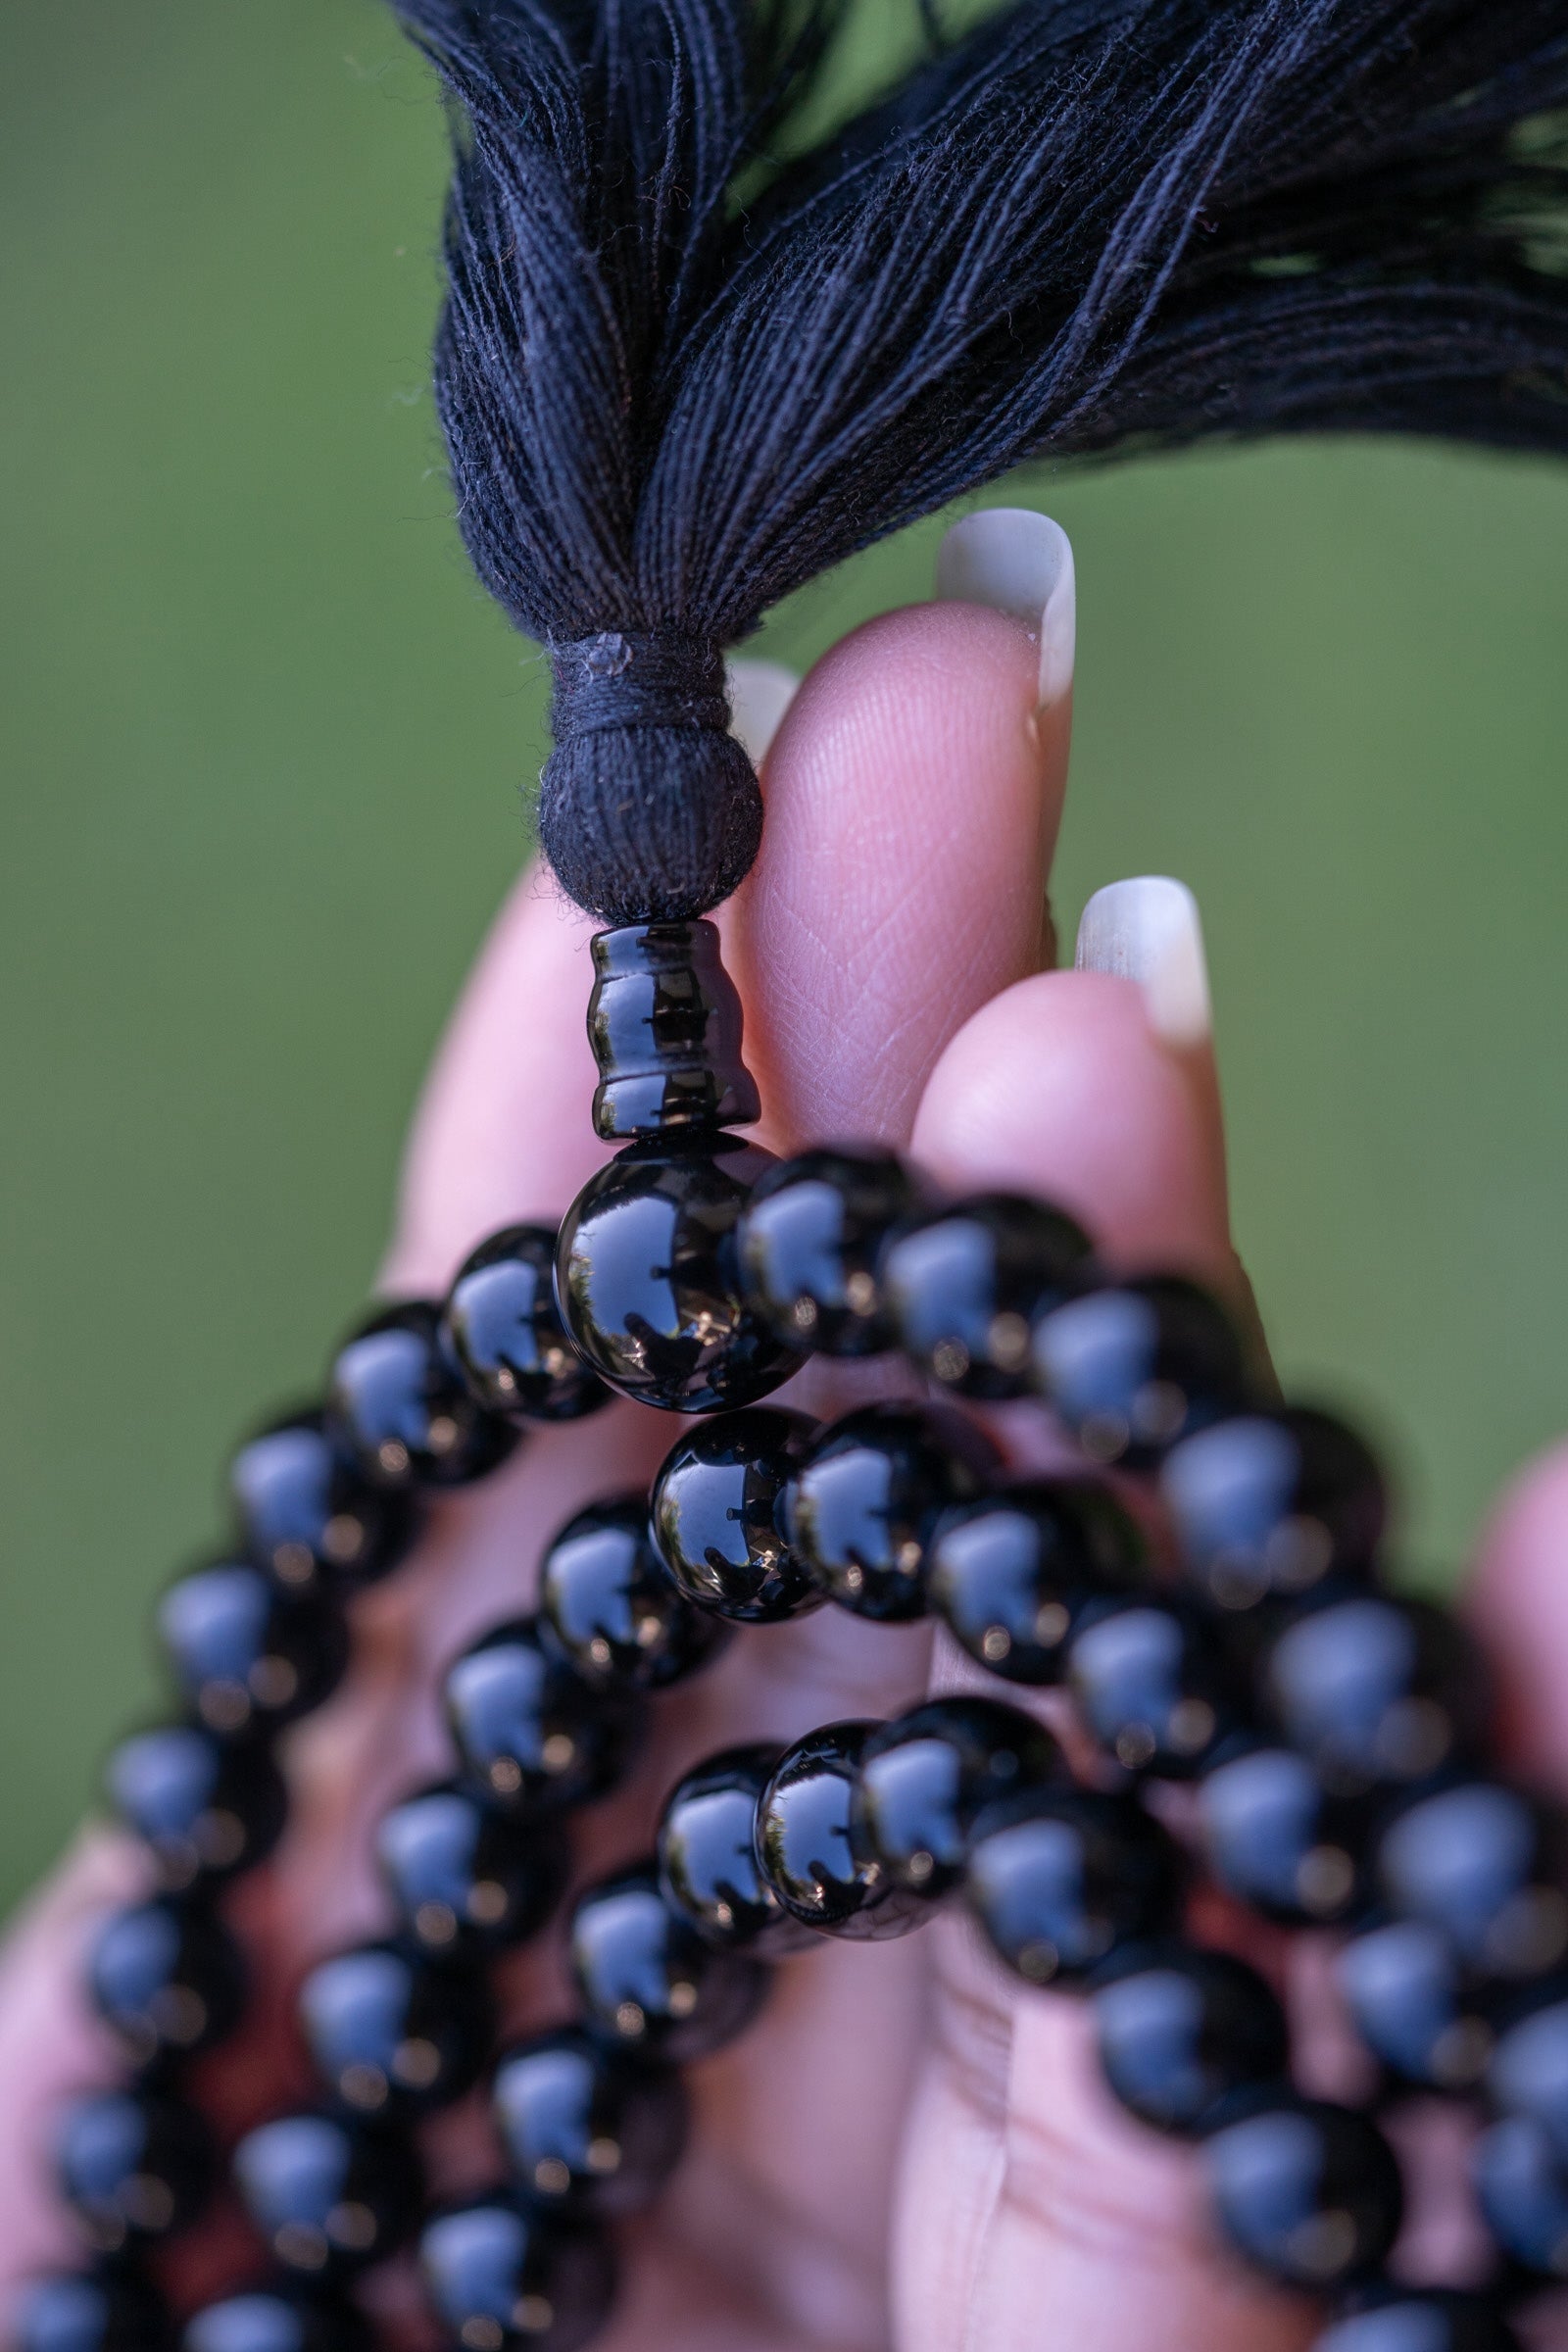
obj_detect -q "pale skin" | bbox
[5,582,1568,2348]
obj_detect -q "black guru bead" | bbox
[786,1403,1000,1622]
[1197,1742,1368,1928]
[649,1407,822,1624]
[755,1723,927,1940]
[962,1788,1184,1985]
[1091,1942,1289,2135]
[232,2112,421,2280]
[926,1479,1146,1685]
[105,1726,286,1890]
[443,1224,611,1424]
[444,1619,644,1815]
[492,2027,689,2218]
[1065,1595,1235,1778]
[15,2271,172,2352]
[880,1192,1092,1399]
[57,2089,215,2252]
[1161,1405,1387,1610]
[375,1781,568,1958]
[1203,2095,1404,2291]
[586,919,759,1141]
[87,1896,248,2067]
[228,1407,417,1592]
[328,1300,517,1490]
[158,1560,348,1738]
[657,1744,819,1956]
[1260,1592,1490,1796]
[568,1863,769,2059]
[737,1145,921,1355]
[853,1699,1062,1899]
[1031,1275,1249,1466]
[297,1942,494,2120]
[539,1495,726,1690]
[420,2195,617,2352]
[181,2287,372,2352]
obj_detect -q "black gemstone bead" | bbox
[420,2196,616,2352]
[657,1744,819,1956]
[298,1942,494,2120]
[927,1479,1147,1685]
[57,2090,214,2252]
[1376,1781,1568,1982]
[1162,1406,1387,1610]
[15,2271,172,2352]
[737,1146,920,1355]
[556,1137,804,1412]
[587,918,760,1141]
[1487,1984,1568,2151]
[539,1495,727,1690]
[442,1225,611,1426]
[1473,2112,1568,2278]
[649,1408,822,1624]
[1091,1942,1289,2135]
[181,2287,372,2352]
[756,1722,928,1940]
[786,1403,1001,1622]
[880,1192,1093,1398]
[1204,2096,1403,2291]
[492,2027,689,2218]
[1260,1592,1490,1797]
[1066,1595,1235,1778]
[375,1781,568,1959]
[105,1726,286,1890]
[87,1897,248,2068]
[327,1300,516,1490]
[444,1619,644,1815]
[232,2113,421,2280]
[158,1561,348,1739]
[1318,2288,1523,2352]
[963,1788,1183,1985]
[1198,1742,1368,1927]
[1336,1920,1494,2091]
[854,1699,1062,1900]
[1031,1276,1249,1466]
[228,1407,418,1592]
[567,1863,769,2060]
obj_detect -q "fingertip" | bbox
[1468,1439,1568,1785]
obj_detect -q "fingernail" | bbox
[727,657,800,763]
[935,508,1075,708]
[1075,875,1212,1050]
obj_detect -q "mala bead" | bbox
[227,1408,417,1592]
[556,1137,804,1412]
[327,1301,516,1490]
[1487,1984,1568,2150]
[962,1788,1184,1985]
[1030,1276,1250,1466]
[492,2027,689,2218]
[656,1744,819,1956]
[442,1225,610,1424]
[539,1496,727,1690]
[1336,1921,1494,2092]
[444,1619,644,1815]
[567,1863,769,2059]
[1161,1406,1387,1611]
[755,1723,927,1941]
[15,2271,172,2352]
[786,1403,1001,1622]
[420,2196,617,2352]
[853,1699,1063,1899]
[1091,1942,1290,2134]
[105,1726,286,1890]
[1197,1742,1368,1927]
[1259,1592,1490,1796]
[181,2287,372,2352]
[736,1146,921,1355]
[232,2112,421,2280]
[585,918,759,1141]
[297,1942,494,2120]
[1203,2095,1404,2291]
[1472,2113,1568,2278]
[1065,1595,1236,1778]
[649,1408,822,1624]
[1376,1781,1568,1981]
[57,2090,215,2252]
[926,1479,1147,1685]
[375,1782,568,1959]
[158,1561,348,1739]
[879,1192,1092,1399]
[1316,2289,1523,2352]
[87,1897,248,2068]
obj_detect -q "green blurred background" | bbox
[4,0,1567,1918]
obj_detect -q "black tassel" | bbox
[394,0,1568,924]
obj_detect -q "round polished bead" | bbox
[1317,2289,1522,2352]
[539,1496,727,1690]
[57,2091,214,2252]
[1486,1984,1568,2152]
[1161,1406,1387,1610]
[927,1479,1147,1685]
[1198,1742,1368,1927]
[181,2287,371,2352]
[443,1224,612,1425]
[444,1619,644,1815]
[375,1782,567,1959]
[232,2113,421,2280]
[420,2196,616,2352]
[586,918,759,1141]
[787,1404,1001,1622]
[737,1146,920,1355]
[657,1744,818,1956]
[1031,1276,1249,1466]
[1066,1596,1235,1778]
[298,1942,494,2121]
[756,1722,928,1940]
[556,1137,804,1412]
[87,1897,247,2067]
[228,1407,417,1592]
[963,1788,1184,1984]
[568,1864,769,2060]
[650,1408,821,1624]
[105,1726,286,1890]
[854,1699,1062,1899]
[1336,1920,1494,2091]
[880,1192,1093,1398]
[1091,1942,1289,2134]
[15,2272,171,2352]
[1204,2096,1403,2290]
[328,1300,516,1489]
[1473,2112,1568,2277]
[1260,1593,1489,1796]
[492,2027,689,2218]
[158,1561,348,1739]
[1376,1781,1568,1981]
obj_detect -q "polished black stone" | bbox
[232,2112,421,2280]
[650,1408,822,1624]
[1336,1920,1494,2091]
[1031,1276,1249,1466]
[57,2090,215,2253]
[1487,1985,1568,2153]
[104,1725,286,1890]
[786,1403,1000,1622]
[228,1407,417,1593]
[1204,2095,1403,2290]
[1091,1942,1289,2134]
[16,2272,171,2352]
[926,1479,1147,1685]
[1198,1742,1368,1926]
[539,1495,727,1690]
[880,1192,1093,1398]
[854,1699,1062,1899]
[737,1146,921,1356]
[962,1788,1184,1984]
[420,2196,616,2352]
[587,919,760,1141]
[757,1722,929,1941]
[1319,2289,1522,2352]
[1260,1592,1490,1796]
[444,1618,644,1816]
[1473,2112,1568,2278]
[658,1743,820,1956]
[158,1560,348,1738]
[1376,1781,1568,1982]
[87,1896,247,2068]
[181,2287,371,2352]
[327,1300,517,1490]
[298,1941,494,2120]
[442,1225,611,1425]
[375,1781,568,1959]
[1065,1595,1235,1778]
[492,2026,689,2218]
[1161,1405,1387,1609]
[567,1863,769,2060]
